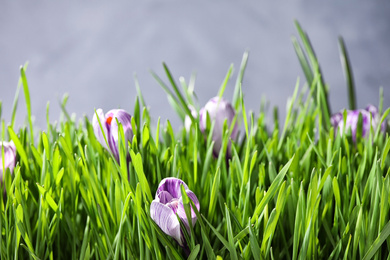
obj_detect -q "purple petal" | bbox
[185,190,200,212]
[157,190,174,204]
[152,177,200,246]
[0,141,16,181]
[175,200,192,235]
[332,105,384,142]
[330,112,343,128]
[93,109,133,162]
[150,200,183,246]
[92,109,110,150]
[199,97,237,156]
[365,104,378,118]
[106,109,133,162]
[158,181,200,228]
[156,177,189,199]
[175,190,200,229]
[199,107,206,133]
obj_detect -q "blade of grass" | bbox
[233,51,249,110]
[338,36,356,110]
[20,65,34,146]
[362,220,390,260]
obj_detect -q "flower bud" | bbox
[199,97,238,156]
[331,104,386,141]
[92,109,133,162]
[0,141,16,181]
[150,177,200,246]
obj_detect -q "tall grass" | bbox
[1,22,390,260]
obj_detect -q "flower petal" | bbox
[332,105,385,142]
[157,190,174,204]
[107,109,133,162]
[330,112,343,129]
[199,97,237,156]
[0,141,17,180]
[92,108,109,150]
[156,177,189,199]
[150,200,183,246]
[185,190,200,212]
[365,104,379,118]
[175,190,200,228]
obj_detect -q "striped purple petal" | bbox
[156,177,189,199]
[106,109,133,162]
[150,200,182,245]
[92,108,133,162]
[0,141,16,181]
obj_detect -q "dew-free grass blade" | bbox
[338,37,356,110]
[292,36,313,86]
[8,126,30,172]
[162,63,195,122]
[225,204,238,260]
[187,244,200,260]
[362,220,390,260]
[252,156,294,225]
[202,214,237,259]
[130,150,153,203]
[20,65,34,146]
[218,64,233,100]
[233,51,249,110]
[248,217,262,260]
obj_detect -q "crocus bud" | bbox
[92,109,133,162]
[331,104,387,142]
[184,105,198,132]
[199,97,238,156]
[0,141,16,181]
[150,177,200,246]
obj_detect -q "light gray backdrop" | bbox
[1,1,389,131]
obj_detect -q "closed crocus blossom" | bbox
[331,104,386,141]
[199,97,238,156]
[0,141,16,181]
[92,109,133,162]
[150,177,200,246]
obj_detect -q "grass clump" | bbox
[1,21,390,260]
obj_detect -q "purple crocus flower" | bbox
[150,177,200,246]
[92,109,133,162]
[199,97,238,156]
[331,104,387,141]
[0,141,16,181]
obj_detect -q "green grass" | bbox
[1,22,390,259]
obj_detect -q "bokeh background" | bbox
[1,1,390,130]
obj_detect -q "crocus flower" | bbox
[92,109,133,162]
[199,97,238,156]
[150,177,200,246]
[331,104,387,141]
[0,141,16,181]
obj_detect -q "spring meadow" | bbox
[1,21,390,260]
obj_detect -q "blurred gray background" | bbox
[1,1,390,131]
